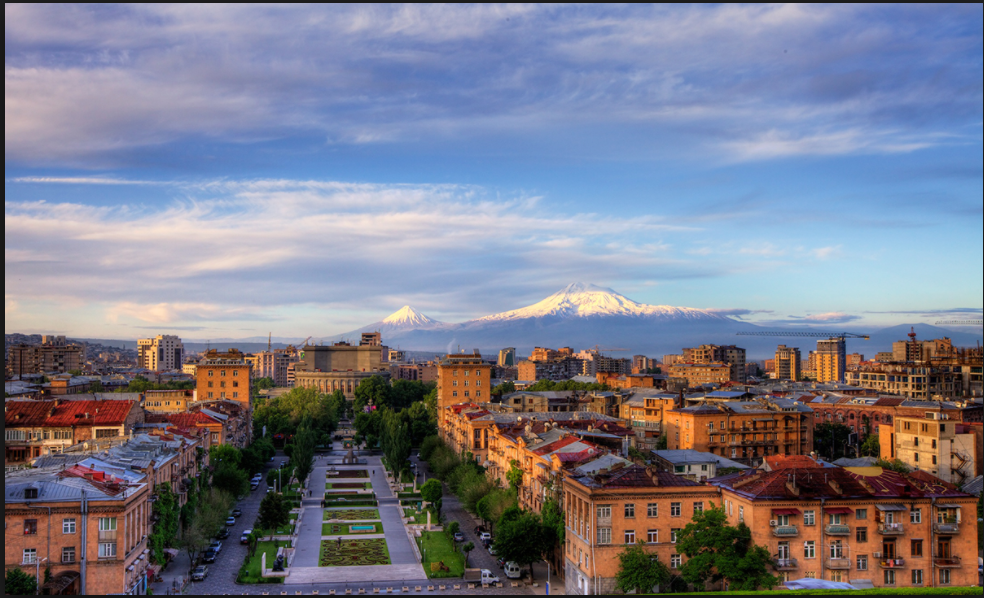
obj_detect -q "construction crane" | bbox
[936,320,983,326]
[594,345,630,354]
[736,331,870,341]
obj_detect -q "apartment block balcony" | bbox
[772,525,799,538]
[878,558,905,569]
[933,556,961,568]
[933,522,959,535]
[774,559,798,571]
[98,530,118,543]
[826,558,851,570]
[825,524,851,536]
[877,523,905,536]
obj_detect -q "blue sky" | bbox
[4,4,982,340]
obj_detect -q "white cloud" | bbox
[803,312,861,323]
[812,245,844,260]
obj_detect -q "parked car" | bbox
[453,532,465,543]
[479,532,492,544]
[216,529,230,540]
[487,546,498,557]
[226,517,236,527]
[504,562,523,580]
[209,541,222,554]
[191,566,208,582]
[201,549,217,564]
[232,508,243,518]
[241,530,254,544]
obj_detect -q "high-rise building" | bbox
[632,355,655,372]
[815,337,847,383]
[498,348,516,367]
[8,337,84,376]
[137,335,184,372]
[436,351,492,428]
[246,351,298,388]
[681,344,747,383]
[774,345,802,381]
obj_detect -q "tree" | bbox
[149,483,180,565]
[477,490,518,535]
[446,521,461,543]
[258,493,292,541]
[860,434,880,458]
[421,479,443,506]
[875,459,911,474]
[5,569,37,596]
[494,512,553,581]
[492,382,516,396]
[507,461,524,494]
[419,436,442,462]
[213,462,249,497]
[814,422,853,462]
[256,377,275,390]
[656,434,668,451]
[541,499,565,545]
[676,504,779,592]
[353,375,392,414]
[462,542,475,567]
[615,541,671,594]
[210,445,243,469]
[89,380,105,393]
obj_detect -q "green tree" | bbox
[656,434,668,451]
[860,434,880,458]
[541,499,566,545]
[814,422,853,461]
[676,504,779,592]
[492,382,516,396]
[507,461,524,494]
[419,436,442,462]
[446,521,461,543]
[494,511,553,581]
[258,492,292,541]
[462,542,475,567]
[875,459,911,474]
[424,387,439,422]
[255,377,275,390]
[5,568,37,596]
[477,490,517,535]
[149,483,180,565]
[353,375,392,414]
[381,410,412,478]
[210,445,243,469]
[213,462,249,497]
[421,479,443,508]
[89,379,105,393]
[615,541,671,594]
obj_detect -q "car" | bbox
[226,517,236,527]
[191,566,208,582]
[479,532,492,544]
[216,529,230,540]
[241,530,254,545]
[453,532,465,543]
[251,484,260,492]
[504,562,523,580]
[487,546,498,557]
[232,508,243,518]
[201,549,217,564]
[209,541,222,554]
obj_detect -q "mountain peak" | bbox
[561,282,617,295]
[382,306,437,326]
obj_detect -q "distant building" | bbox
[143,389,195,414]
[498,348,516,367]
[8,336,84,376]
[775,345,802,381]
[879,414,979,485]
[875,352,896,363]
[393,362,438,384]
[666,363,732,388]
[651,450,750,482]
[892,335,953,363]
[815,337,847,384]
[846,353,865,367]
[845,363,965,399]
[137,335,184,372]
[293,342,390,400]
[195,349,252,407]
[436,351,492,428]
[518,358,583,382]
[246,351,298,387]
[632,355,655,372]
[682,344,747,383]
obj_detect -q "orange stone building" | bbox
[667,363,732,387]
[436,352,491,428]
[194,349,252,408]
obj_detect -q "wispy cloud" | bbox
[706,309,775,320]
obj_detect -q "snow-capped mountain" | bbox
[332,306,448,343]
[381,306,443,329]
[476,283,731,323]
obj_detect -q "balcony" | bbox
[878,523,904,535]
[826,558,851,570]
[772,526,799,538]
[774,559,798,571]
[879,558,905,569]
[98,530,118,542]
[933,522,959,535]
[825,524,851,536]
[933,556,961,568]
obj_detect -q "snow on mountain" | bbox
[382,306,442,328]
[476,283,730,323]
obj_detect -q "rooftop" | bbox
[572,464,703,490]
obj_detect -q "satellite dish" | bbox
[83,443,90,451]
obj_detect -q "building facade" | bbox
[667,363,732,387]
[246,351,298,388]
[846,363,965,399]
[816,338,847,384]
[137,335,184,372]
[879,414,978,486]
[775,345,802,382]
[9,337,84,377]
[436,352,492,428]
[682,345,747,384]
[293,343,391,400]
[498,348,517,367]
[195,349,252,407]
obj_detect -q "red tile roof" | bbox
[716,467,871,500]
[874,398,906,407]
[765,455,824,470]
[592,465,701,489]
[5,401,57,427]
[166,413,221,428]
[6,400,136,428]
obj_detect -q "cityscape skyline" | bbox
[5,4,983,338]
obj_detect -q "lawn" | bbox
[322,522,385,536]
[319,539,391,567]
[255,521,296,537]
[417,531,465,579]
[397,492,422,500]
[324,509,381,521]
[403,508,435,525]
[673,589,981,596]
[236,541,285,585]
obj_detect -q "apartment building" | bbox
[392,362,438,384]
[664,399,815,467]
[8,336,84,376]
[847,353,866,367]
[632,355,656,372]
[893,336,953,363]
[497,348,517,367]
[143,389,194,414]
[712,458,979,589]
[518,358,585,382]
[137,335,184,372]
[246,350,298,387]
[879,414,979,486]
[435,352,492,428]
[618,392,678,449]
[4,400,144,465]
[775,346,802,382]
[846,363,965,399]
[195,349,252,408]
[816,338,847,384]
[651,450,750,482]
[597,373,658,390]
[564,464,722,595]
[682,345,747,384]
[667,363,732,388]
[808,396,983,437]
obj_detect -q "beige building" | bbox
[498,348,517,367]
[9,337,84,377]
[892,336,953,363]
[775,345,802,381]
[436,352,492,428]
[137,335,184,372]
[879,414,978,485]
[195,349,252,408]
[816,337,847,383]
[246,350,298,387]
[846,363,964,399]
[682,345,747,383]
[667,363,732,388]
[294,342,391,400]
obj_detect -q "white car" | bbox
[481,570,500,585]
[479,533,492,544]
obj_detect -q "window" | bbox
[739,506,744,523]
[465,370,470,377]
[597,528,611,545]
[910,509,922,524]
[464,391,470,398]
[829,540,843,559]
[804,541,816,559]
[671,529,680,544]
[856,527,868,543]
[63,519,76,534]
[62,547,76,564]
[208,392,214,399]
[911,540,923,558]
[671,554,682,569]
[232,381,239,388]
[694,502,704,515]
[647,530,658,544]
[24,519,38,535]
[597,506,612,519]
[625,504,636,519]
[452,391,458,398]
[857,555,868,571]
[939,569,951,585]
[911,570,923,586]
[99,543,117,559]
[884,570,896,586]
[99,518,117,532]
[828,514,843,526]
[453,380,458,387]
[624,531,636,545]
[476,391,482,398]
[208,370,214,377]
[671,503,682,517]
[233,370,238,377]
[23,549,37,565]
[220,370,226,377]
[647,504,659,518]
[856,509,867,520]
[208,381,213,388]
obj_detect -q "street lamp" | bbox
[36,557,49,595]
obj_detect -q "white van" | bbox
[504,562,522,580]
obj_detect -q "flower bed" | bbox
[322,522,385,536]
[324,509,381,522]
[319,539,391,567]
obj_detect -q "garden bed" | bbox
[324,500,377,508]
[322,522,385,536]
[327,469,368,479]
[326,483,373,490]
[236,542,286,585]
[319,539,391,567]
[417,532,464,579]
[324,509,381,522]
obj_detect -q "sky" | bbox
[5,4,983,340]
